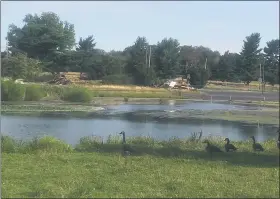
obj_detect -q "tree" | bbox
[179,45,220,81]
[238,33,262,85]
[216,51,241,82]
[263,39,279,86]
[76,35,96,52]
[44,50,83,73]
[1,53,42,80]
[124,37,152,85]
[187,67,208,88]
[103,52,126,75]
[154,38,180,79]
[7,12,75,65]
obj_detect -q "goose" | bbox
[277,129,280,149]
[224,138,237,152]
[119,131,132,156]
[202,140,223,158]
[250,136,264,152]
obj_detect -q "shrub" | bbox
[42,85,65,98]
[62,87,93,103]
[24,85,46,101]
[25,136,73,153]
[75,136,103,152]
[1,136,18,153]
[32,72,55,82]
[1,80,25,101]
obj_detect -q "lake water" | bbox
[1,102,278,145]
[105,102,261,113]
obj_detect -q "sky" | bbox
[1,1,279,54]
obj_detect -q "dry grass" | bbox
[83,84,168,91]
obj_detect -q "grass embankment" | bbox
[1,80,201,103]
[206,80,279,92]
[2,135,279,198]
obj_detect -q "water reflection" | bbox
[106,102,261,113]
[1,115,277,145]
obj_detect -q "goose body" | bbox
[224,138,237,152]
[119,131,132,156]
[250,136,264,152]
[277,129,280,149]
[202,140,223,158]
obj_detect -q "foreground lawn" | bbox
[2,135,279,198]
[2,151,279,198]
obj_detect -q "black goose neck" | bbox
[122,133,126,143]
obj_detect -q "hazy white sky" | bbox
[1,1,279,54]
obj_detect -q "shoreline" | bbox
[2,97,279,106]
[2,102,279,125]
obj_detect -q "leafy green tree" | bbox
[7,12,75,63]
[124,37,151,85]
[187,67,208,88]
[103,53,126,75]
[179,45,220,81]
[76,35,96,52]
[1,53,42,80]
[238,33,262,85]
[44,51,83,73]
[216,51,241,82]
[263,39,279,86]
[154,38,180,79]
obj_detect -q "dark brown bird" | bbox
[224,138,237,152]
[202,140,223,159]
[277,129,280,149]
[250,136,264,152]
[119,131,132,156]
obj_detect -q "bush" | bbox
[32,72,55,82]
[1,80,25,101]
[102,74,134,85]
[62,87,93,103]
[24,85,46,101]
[41,85,65,98]
[1,136,18,153]
[24,136,73,153]
[75,136,103,152]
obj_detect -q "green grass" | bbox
[1,135,279,198]
[1,80,193,102]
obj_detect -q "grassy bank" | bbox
[1,80,202,102]
[2,135,279,198]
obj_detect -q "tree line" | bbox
[1,12,279,87]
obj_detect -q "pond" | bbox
[1,102,277,145]
[104,102,261,113]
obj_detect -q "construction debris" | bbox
[160,76,196,90]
